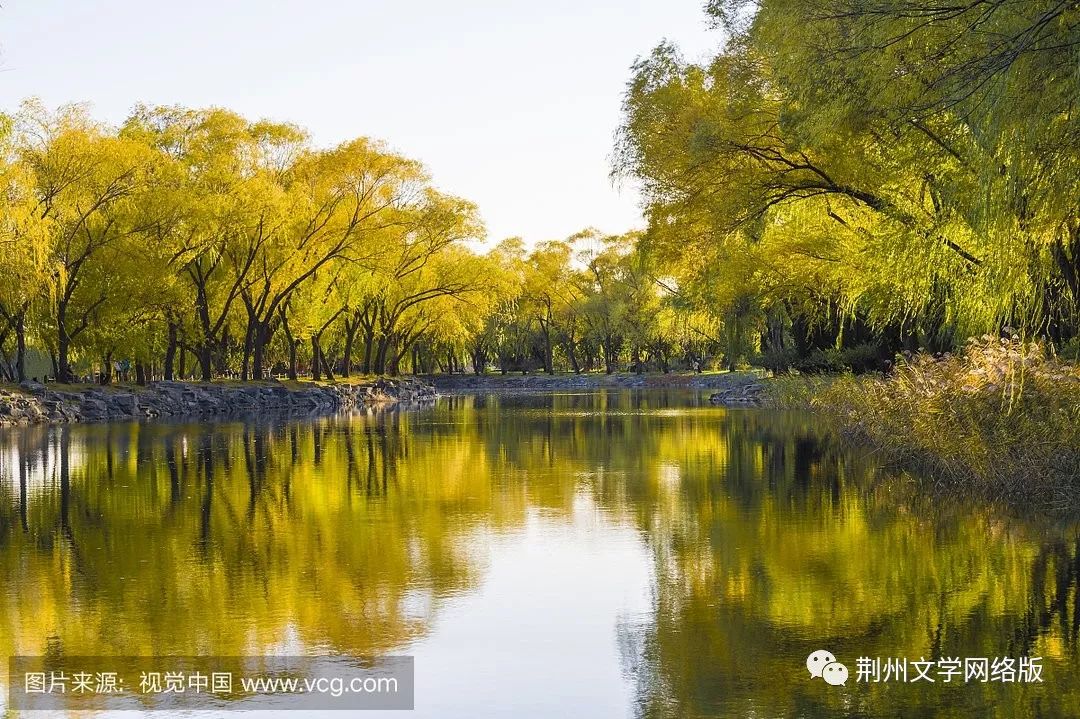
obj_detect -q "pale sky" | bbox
[0,0,719,246]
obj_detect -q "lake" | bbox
[0,390,1077,718]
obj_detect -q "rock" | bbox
[709,383,767,407]
[78,396,109,422]
[0,378,438,426]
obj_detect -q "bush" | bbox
[794,348,846,374]
[751,346,800,374]
[1058,336,1080,363]
[839,342,882,374]
[754,343,883,375]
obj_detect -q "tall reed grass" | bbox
[770,336,1080,510]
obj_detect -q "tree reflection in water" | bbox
[0,391,1075,718]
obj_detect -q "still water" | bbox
[0,390,1077,718]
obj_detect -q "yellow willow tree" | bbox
[735,0,1079,339]
[517,240,578,375]
[420,250,513,375]
[16,101,161,383]
[381,244,493,375]
[618,0,1080,364]
[276,263,351,382]
[236,137,423,380]
[0,111,49,382]
[462,242,524,375]
[121,106,297,381]
[614,44,960,350]
[352,190,486,375]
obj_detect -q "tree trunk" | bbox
[311,337,322,381]
[252,323,268,381]
[135,361,147,386]
[375,335,391,375]
[288,340,298,381]
[57,302,73,383]
[567,341,580,375]
[101,353,113,385]
[241,319,255,381]
[342,322,356,378]
[362,329,375,374]
[543,329,554,375]
[194,281,218,381]
[14,312,26,383]
[164,323,178,381]
[57,338,72,382]
[197,343,213,381]
[604,340,616,374]
[312,326,335,381]
[320,346,335,381]
[279,309,299,381]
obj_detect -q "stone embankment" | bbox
[429,371,769,405]
[0,377,437,427]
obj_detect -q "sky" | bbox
[0,0,720,247]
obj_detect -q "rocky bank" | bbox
[428,371,770,407]
[0,377,437,427]
[428,371,764,392]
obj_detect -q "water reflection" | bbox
[0,390,1076,718]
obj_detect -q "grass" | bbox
[768,336,1080,511]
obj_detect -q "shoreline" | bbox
[0,377,437,427]
[426,371,766,396]
[0,372,770,427]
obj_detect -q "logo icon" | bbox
[807,650,848,686]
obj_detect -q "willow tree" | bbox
[350,190,486,375]
[618,1,1080,361]
[740,0,1080,337]
[0,112,48,382]
[517,240,579,375]
[17,102,161,382]
[122,107,293,381]
[235,137,422,380]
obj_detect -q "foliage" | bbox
[0,102,498,382]
[0,101,729,382]
[8,0,1080,385]
[615,0,1080,369]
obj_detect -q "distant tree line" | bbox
[0,102,721,383]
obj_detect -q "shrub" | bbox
[839,342,882,374]
[1058,336,1080,363]
[794,348,846,374]
[751,346,800,374]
